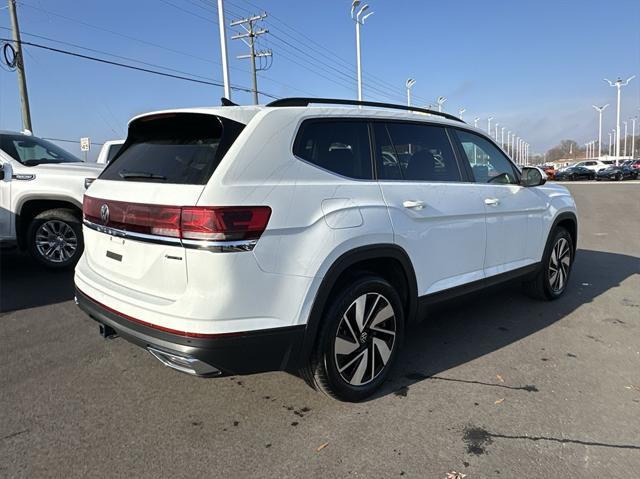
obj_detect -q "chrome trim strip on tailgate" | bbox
[83,219,257,252]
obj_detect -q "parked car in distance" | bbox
[0,130,104,268]
[595,165,638,181]
[574,159,607,172]
[555,166,596,181]
[74,98,578,401]
[622,159,640,171]
[96,139,125,165]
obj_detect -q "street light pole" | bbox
[605,76,635,157]
[631,116,637,159]
[351,1,373,102]
[473,117,480,128]
[405,78,416,106]
[487,117,493,134]
[495,122,499,141]
[608,131,613,156]
[501,127,505,148]
[436,96,447,112]
[623,121,628,157]
[217,0,231,100]
[592,104,609,159]
[458,108,466,120]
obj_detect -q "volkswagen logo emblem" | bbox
[100,204,110,224]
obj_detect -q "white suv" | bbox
[75,99,578,401]
[574,159,607,172]
[0,131,103,268]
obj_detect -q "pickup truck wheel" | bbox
[523,227,573,301]
[27,209,83,269]
[302,275,404,402]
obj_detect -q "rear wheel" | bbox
[523,227,573,300]
[302,275,404,401]
[27,209,83,269]
[616,173,623,181]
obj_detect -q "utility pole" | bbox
[7,0,32,132]
[217,0,231,100]
[605,76,635,157]
[231,13,271,105]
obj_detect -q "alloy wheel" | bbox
[548,237,571,293]
[333,293,397,386]
[35,220,78,263]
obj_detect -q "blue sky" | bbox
[1,0,639,159]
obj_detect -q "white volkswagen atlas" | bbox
[75,98,578,401]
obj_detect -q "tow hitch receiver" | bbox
[99,323,118,339]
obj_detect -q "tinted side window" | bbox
[293,120,373,180]
[373,122,461,182]
[454,129,518,184]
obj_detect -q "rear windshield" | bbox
[100,113,245,184]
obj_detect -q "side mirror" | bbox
[521,166,547,187]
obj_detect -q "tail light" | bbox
[83,196,271,246]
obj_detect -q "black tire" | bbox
[27,208,84,269]
[616,173,623,181]
[301,275,405,402]
[523,227,574,301]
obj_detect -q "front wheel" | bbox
[302,275,404,401]
[523,227,574,300]
[27,209,84,269]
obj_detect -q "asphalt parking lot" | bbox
[1,183,638,478]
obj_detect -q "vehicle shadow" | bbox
[372,248,640,400]
[0,249,75,313]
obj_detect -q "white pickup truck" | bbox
[96,139,125,165]
[0,130,103,268]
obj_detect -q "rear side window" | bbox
[373,121,461,182]
[293,120,373,180]
[100,113,245,185]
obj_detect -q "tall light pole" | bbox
[501,127,505,148]
[405,78,416,106]
[494,122,499,141]
[487,117,493,134]
[608,131,613,156]
[623,120,628,157]
[592,104,609,159]
[631,116,637,159]
[605,76,635,157]
[436,96,447,112]
[507,131,512,155]
[473,117,480,128]
[458,108,466,120]
[351,1,373,102]
[217,0,231,99]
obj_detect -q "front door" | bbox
[452,128,547,276]
[373,121,487,296]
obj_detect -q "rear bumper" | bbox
[75,287,305,376]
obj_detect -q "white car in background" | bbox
[573,159,607,172]
[96,139,125,165]
[0,130,103,268]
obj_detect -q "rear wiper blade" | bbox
[118,170,166,180]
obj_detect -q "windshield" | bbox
[0,135,82,166]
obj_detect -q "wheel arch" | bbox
[15,196,82,249]
[550,211,578,257]
[295,244,418,368]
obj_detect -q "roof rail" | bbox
[266,97,465,123]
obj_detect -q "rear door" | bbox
[83,112,245,300]
[374,121,487,295]
[452,128,547,276]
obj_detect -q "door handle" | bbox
[484,198,500,206]
[402,200,425,210]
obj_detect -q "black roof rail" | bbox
[266,97,465,123]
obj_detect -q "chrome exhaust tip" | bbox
[147,347,221,377]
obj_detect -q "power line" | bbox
[0,37,280,99]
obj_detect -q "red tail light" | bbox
[181,207,271,241]
[83,196,271,243]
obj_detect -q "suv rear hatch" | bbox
[82,112,252,301]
